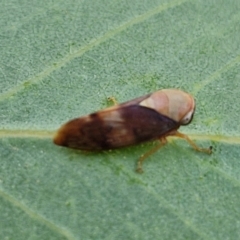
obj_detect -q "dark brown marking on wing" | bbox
[90,112,98,119]
[119,105,179,143]
[54,112,114,150]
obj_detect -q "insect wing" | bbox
[54,104,179,150]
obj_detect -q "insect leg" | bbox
[174,131,212,154]
[107,97,118,105]
[136,138,167,173]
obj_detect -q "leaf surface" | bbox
[1,0,240,239]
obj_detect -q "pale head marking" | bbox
[139,89,195,124]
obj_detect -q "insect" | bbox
[53,89,212,173]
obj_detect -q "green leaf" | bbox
[1,0,240,239]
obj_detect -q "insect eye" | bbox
[181,110,194,125]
